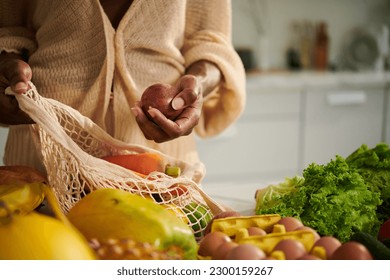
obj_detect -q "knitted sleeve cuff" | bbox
[0,27,37,56]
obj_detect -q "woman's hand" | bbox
[132,60,221,143]
[132,75,203,143]
[0,52,34,125]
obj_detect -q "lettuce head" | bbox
[256,155,382,242]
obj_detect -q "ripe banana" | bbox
[0,182,45,216]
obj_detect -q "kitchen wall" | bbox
[232,0,390,70]
[195,0,390,189]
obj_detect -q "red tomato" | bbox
[378,219,390,241]
[159,184,188,201]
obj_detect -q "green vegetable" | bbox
[383,239,390,249]
[351,232,390,260]
[346,143,390,221]
[255,176,305,217]
[183,202,212,239]
[165,165,181,177]
[256,150,383,242]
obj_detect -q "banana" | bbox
[0,182,45,216]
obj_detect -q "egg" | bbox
[212,241,238,260]
[264,256,277,260]
[330,241,373,260]
[297,253,321,260]
[311,236,341,259]
[276,217,303,232]
[247,227,267,236]
[295,226,320,241]
[272,239,307,260]
[198,231,231,257]
[225,244,266,260]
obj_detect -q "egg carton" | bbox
[201,214,322,260]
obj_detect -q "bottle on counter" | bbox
[286,21,302,70]
[300,21,315,70]
[314,21,329,70]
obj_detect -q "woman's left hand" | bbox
[132,75,202,143]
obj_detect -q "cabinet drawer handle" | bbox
[326,91,367,106]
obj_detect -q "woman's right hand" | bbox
[0,52,34,125]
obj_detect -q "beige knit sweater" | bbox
[0,0,246,171]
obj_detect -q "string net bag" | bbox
[6,82,227,239]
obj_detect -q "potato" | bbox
[141,84,182,120]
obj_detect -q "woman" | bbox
[0,0,246,173]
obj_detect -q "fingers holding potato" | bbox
[133,78,203,143]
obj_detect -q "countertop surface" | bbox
[203,181,274,215]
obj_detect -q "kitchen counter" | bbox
[204,181,261,215]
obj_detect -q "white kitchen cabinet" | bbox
[197,72,390,189]
[301,86,385,168]
[196,88,301,185]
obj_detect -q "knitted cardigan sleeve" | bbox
[183,0,246,138]
[0,0,37,55]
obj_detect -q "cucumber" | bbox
[382,238,390,249]
[351,232,390,260]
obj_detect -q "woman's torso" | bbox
[5,0,199,170]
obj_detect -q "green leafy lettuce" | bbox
[255,143,389,242]
[346,143,390,221]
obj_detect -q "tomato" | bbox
[153,184,188,203]
[378,219,390,241]
[167,184,187,197]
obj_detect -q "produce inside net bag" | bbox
[5,82,226,238]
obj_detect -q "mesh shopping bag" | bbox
[6,82,226,238]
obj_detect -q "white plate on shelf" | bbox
[342,28,379,71]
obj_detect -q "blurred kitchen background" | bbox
[231,0,390,71]
[195,0,390,211]
[0,0,389,212]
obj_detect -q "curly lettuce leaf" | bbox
[255,176,305,217]
[256,156,382,242]
[346,143,390,170]
[299,157,381,242]
[346,143,390,220]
